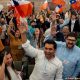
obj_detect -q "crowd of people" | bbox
[0,6,80,80]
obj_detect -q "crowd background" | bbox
[0,0,80,80]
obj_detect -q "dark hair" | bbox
[30,20,36,24]
[71,11,77,16]
[44,39,57,49]
[0,46,11,65]
[33,28,44,48]
[0,46,14,80]
[66,32,77,40]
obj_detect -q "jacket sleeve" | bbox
[22,40,40,58]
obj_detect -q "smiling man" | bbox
[56,32,80,79]
[22,39,63,80]
[19,24,63,80]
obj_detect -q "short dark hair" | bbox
[71,11,77,16]
[66,32,77,40]
[44,39,57,49]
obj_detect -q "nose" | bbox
[46,49,50,53]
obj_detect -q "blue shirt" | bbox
[44,32,65,42]
[56,41,80,79]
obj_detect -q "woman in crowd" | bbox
[7,20,24,61]
[0,47,22,80]
[30,27,44,49]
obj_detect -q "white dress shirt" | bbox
[22,40,63,80]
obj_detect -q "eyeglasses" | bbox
[67,39,76,42]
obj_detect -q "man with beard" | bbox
[56,32,80,79]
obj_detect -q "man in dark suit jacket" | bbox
[68,12,80,33]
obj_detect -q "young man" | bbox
[19,24,63,80]
[56,32,80,79]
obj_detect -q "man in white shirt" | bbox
[19,24,63,80]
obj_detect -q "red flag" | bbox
[14,7,20,24]
[55,5,64,13]
[71,0,80,10]
[52,0,65,6]
[40,0,48,10]
[12,0,33,18]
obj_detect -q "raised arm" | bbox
[7,24,14,40]
[18,23,40,58]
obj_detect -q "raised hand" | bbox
[18,22,28,34]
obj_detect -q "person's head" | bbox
[71,11,77,20]
[15,30,20,38]
[62,25,70,39]
[30,20,36,28]
[39,15,45,23]
[56,13,60,19]
[49,11,56,21]
[44,39,57,60]
[59,17,64,24]
[0,47,13,66]
[66,32,77,49]
[0,47,14,80]
[34,28,40,37]
[1,18,5,25]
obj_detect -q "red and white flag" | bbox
[52,0,65,13]
[12,0,33,18]
[40,0,48,10]
[55,5,64,13]
[9,0,33,25]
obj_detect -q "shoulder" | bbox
[37,50,44,56]
[74,45,80,53]
[51,56,63,68]
[55,41,66,46]
[55,57,62,65]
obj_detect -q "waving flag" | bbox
[14,7,20,24]
[40,0,48,10]
[52,0,65,6]
[12,0,33,18]
[52,0,65,13]
[70,0,80,10]
[55,5,63,13]
[10,0,33,25]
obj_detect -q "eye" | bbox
[49,48,53,50]
[7,58,9,60]
[45,47,48,50]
